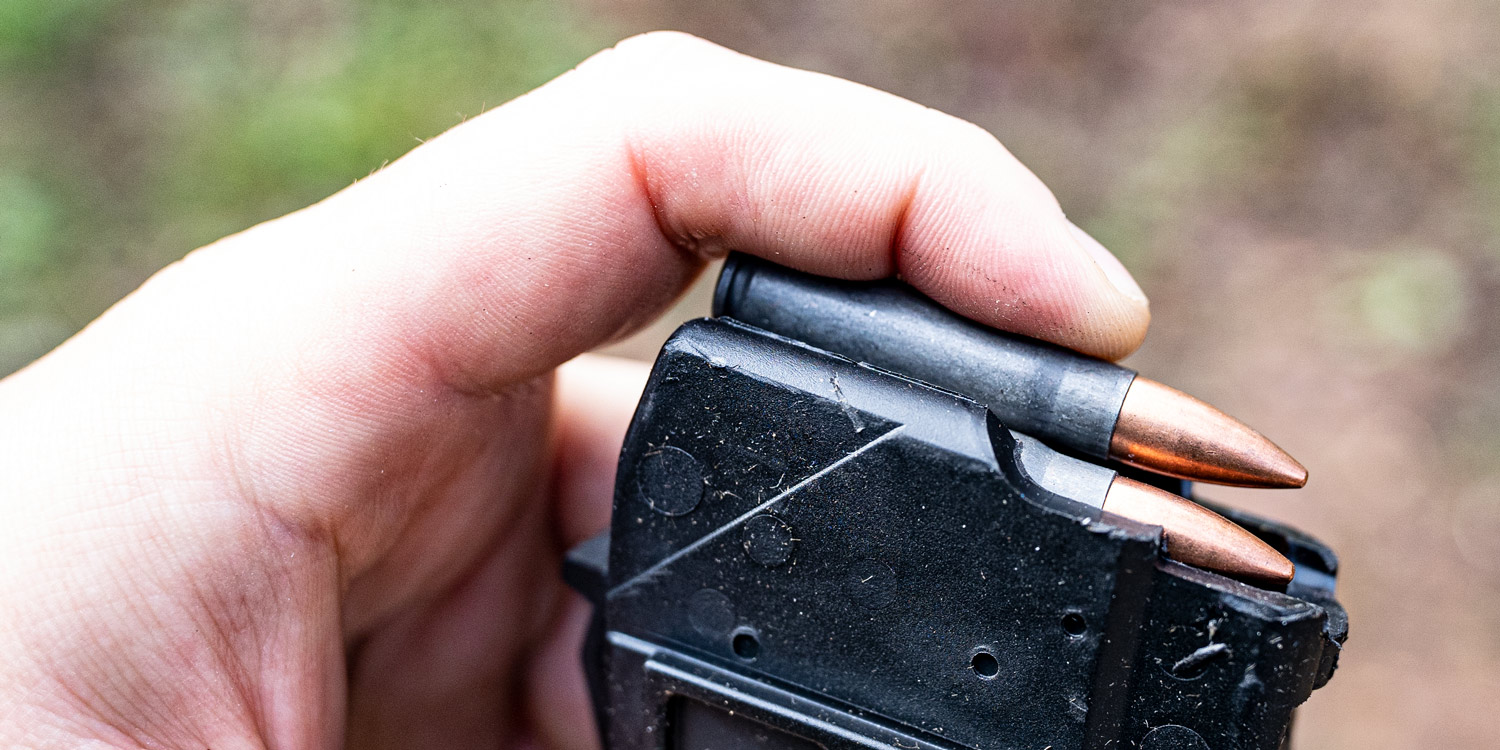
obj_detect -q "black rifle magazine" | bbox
[564,318,1345,750]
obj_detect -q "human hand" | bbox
[0,32,1149,749]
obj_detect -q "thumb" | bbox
[0,31,1149,747]
[8,27,1150,603]
[96,30,1147,398]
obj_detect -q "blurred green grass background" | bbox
[4,1,1499,747]
[0,0,608,371]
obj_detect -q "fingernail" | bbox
[1067,220,1149,306]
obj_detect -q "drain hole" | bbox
[1061,612,1087,636]
[732,630,760,660]
[970,651,1000,679]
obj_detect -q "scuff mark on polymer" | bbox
[829,374,866,433]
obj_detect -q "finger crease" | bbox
[890,163,928,280]
[621,130,689,255]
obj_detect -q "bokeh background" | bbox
[3,1,1497,746]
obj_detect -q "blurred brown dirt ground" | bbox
[4,1,1500,747]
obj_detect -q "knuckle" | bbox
[611,30,720,63]
[577,31,728,80]
[921,109,1003,154]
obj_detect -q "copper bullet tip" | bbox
[1110,377,1308,489]
[1104,476,1295,585]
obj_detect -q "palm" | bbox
[337,366,636,748]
